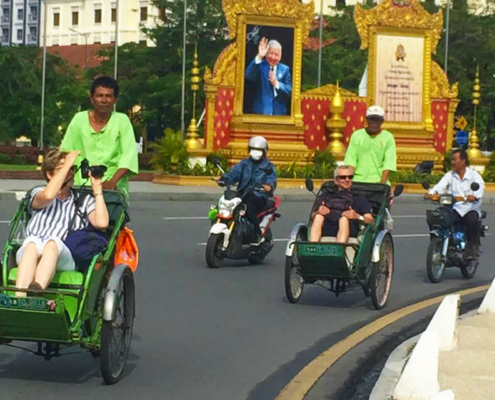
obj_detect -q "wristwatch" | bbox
[358,215,365,222]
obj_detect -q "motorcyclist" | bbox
[428,148,484,259]
[216,136,277,245]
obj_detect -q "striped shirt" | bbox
[26,187,96,240]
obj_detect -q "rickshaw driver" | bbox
[15,149,109,298]
[344,105,396,185]
[310,165,374,243]
[214,136,277,245]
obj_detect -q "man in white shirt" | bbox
[429,149,485,258]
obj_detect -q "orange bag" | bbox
[114,227,139,272]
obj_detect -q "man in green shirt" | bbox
[343,105,396,184]
[60,76,139,198]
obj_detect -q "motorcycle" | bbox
[422,181,488,282]
[205,162,280,268]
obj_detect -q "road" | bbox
[0,198,494,400]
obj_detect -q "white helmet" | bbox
[248,136,268,151]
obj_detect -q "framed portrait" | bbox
[233,15,304,129]
[367,26,433,133]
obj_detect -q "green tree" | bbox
[0,46,87,145]
[89,0,229,136]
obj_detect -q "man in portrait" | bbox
[244,37,292,116]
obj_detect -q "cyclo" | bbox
[285,179,403,310]
[0,187,137,385]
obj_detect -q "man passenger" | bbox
[310,165,374,243]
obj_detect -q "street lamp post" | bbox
[181,0,187,137]
[444,0,451,75]
[114,0,119,80]
[40,0,47,153]
[69,27,89,70]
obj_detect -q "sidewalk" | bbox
[371,280,495,400]
[2,179,495,203]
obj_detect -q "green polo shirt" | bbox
[60,111,139,198]
[344,128,396,184]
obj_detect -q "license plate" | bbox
[299,244,343,257]
[0,294,50,311]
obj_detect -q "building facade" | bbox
[0,0,40,46]
[40,0,162,47]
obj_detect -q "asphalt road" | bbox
[1,198,494,400]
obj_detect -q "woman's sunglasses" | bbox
[336,175,354,180]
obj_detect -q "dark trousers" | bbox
[244,193,267,235]
[455,210,479,251]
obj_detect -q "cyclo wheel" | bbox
[205,233,224,268]
[426,236,446,283]
[370,234,394,310]
[101,266,135,385]
[284,231,305,303]
[460,259,478,279]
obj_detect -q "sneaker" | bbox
[27,281,43,297]
[251,235,265,246]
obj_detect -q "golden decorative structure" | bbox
[185,46,204,151]
[302,84,365,102]
[468,65,482,159]
[326,83,346,160]
[200,0,315,164]
[353,0,457,169]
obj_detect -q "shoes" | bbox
[465,245,479,260]
[27,281,43,296]
[251,234,265,246]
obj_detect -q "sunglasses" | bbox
[336,175,354,180]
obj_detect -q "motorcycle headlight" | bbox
[440,195,453,205]
[218,200,235,218]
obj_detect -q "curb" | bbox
[377,278,495,400]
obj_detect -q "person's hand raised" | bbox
[64,151,80,167]
[258,37,269,60]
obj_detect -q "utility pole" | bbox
[444,0,450,75]
[40,0,47,152]
[181,0,187,137]
[317,0,324,87]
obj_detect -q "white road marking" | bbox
[196,235,433,245]
[0,221,10,224]
[163,217,209,220]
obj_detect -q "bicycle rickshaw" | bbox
[0,187,137,384]
[284,180,403,310]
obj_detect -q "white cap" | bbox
[366,105,385,118]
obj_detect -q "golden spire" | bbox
[326,82,346,160]
[185,45,204,151]
[467,64,481,159]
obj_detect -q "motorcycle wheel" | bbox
[426,236,446,283]
[206,234,225,269]
[460,259,478,279]
[248,229,273,265]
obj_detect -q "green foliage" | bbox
[0,46,87,145]
[275,151,336,179]
[483,152,495,182]
[150,128,190,173]
[389,170,443,184]
[443,150,453,173]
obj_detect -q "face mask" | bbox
[250,149,263,161]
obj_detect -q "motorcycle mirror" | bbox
[393,184,404,197]
[263,167,274,175]
[470,182,480,191]
[305,178,314,193]
[421,182,430,190]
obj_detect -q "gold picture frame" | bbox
[231,15,305,132]
[367,26,434,135]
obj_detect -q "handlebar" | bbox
[424,194,472,203]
